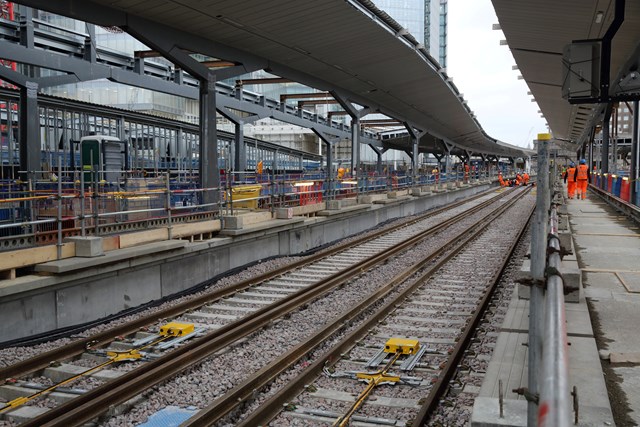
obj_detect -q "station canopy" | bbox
[492,0,640,145]
[19,0,533,158]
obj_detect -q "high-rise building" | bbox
[374,0,448,68]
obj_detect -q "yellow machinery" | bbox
[327,338,426,427]
[0,322,195,414]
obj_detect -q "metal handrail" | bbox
[537,205,571,427]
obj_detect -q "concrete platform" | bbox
[472,189,640,426]
[0,182,492,343]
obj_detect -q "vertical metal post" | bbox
[351,116,360,180]
[56,154,62,260]
[166,171,172,240]
[632,101,639,206]
[325,140,333,200]
[80,165,86,237]
[528,133,550,426]
[200,75,219,206]
[602,107,611,174]
[19,82,40,188]
[233,120,246,175]
[93,165,99,236]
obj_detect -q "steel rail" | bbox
[412,192,535,424]
[208,187,533,427]
[0,189,497,381]
[17,190,511,426]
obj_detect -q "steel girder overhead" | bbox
[492,0,640,145]
[13,0,529,159]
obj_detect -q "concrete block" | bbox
[223,215,244,229]
[275,207,293,219]
[223,211,271,229]
[0,384,77,404]
[558,232,573,256]
[388,189,409,199]
[517,259,531,300]
[64,236,104,258]
[558,215,569,231]
[471,397,527,426]
[432,184,447,193]
[326,200,341,210]
[2,405,49,424]
[411,187,431,196]
[43,363,122,383]
[327,199,358,210]
[558,204,568,215]
[447,182,456,190]
[358,194,387,204]
[561,259,581,303]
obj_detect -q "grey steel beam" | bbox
[0,64,28,87]
[0,41,198,97]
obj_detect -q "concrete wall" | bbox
[0,184,491,343]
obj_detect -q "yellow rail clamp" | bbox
[384,338,420,355]
[159,322,195,337]
[107,349,143,362]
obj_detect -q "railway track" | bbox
[0,187,525,426]
[186,186,534,426]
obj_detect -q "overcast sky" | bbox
[446,0,547,148]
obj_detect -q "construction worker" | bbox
[515,173,522,186]
[522,171,530,185]
[563,162,577,199]
[498,171,505,187]
[432,167,439,184]
[575,159,590,199]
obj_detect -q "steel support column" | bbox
[351,116,361,176]
[602,106,612,174]
[331,91,370,179]
[200,77,219,205]
[315,131,339,199]
[368,144,387,175]
[19,81,40,182]
[233,122,245,173]
[631,100,639,205]
[404,123,424,181]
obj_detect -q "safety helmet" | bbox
[580,159,586,164]
[570,162,575,167]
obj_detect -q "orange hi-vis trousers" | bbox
[577,179,588,199]
[567,181,576,198]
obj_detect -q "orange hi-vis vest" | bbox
[566,167,577,181]
[576,164,588,180]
